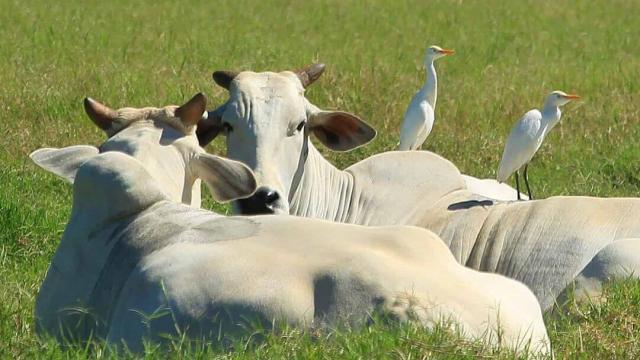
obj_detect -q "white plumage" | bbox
[399,94,434,150]
[398,45,454,151]
[496,109,544,183]
[497,91,580,200]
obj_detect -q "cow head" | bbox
[197,64,376,214]
[30,93,256,206]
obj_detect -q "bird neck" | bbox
[422,60,437,108]
[541,102,562,133]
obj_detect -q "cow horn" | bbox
[196,104,226,147]
[212,71,239,90]
[84,97,118,131]
[175,93,208,127]
[294,63,326,88]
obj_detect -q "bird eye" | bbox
[222,122,233,132]
[296,120,306,132]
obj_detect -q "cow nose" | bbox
[235,186,281,215]
[262,189,280,204]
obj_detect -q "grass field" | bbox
[1,0,640,358]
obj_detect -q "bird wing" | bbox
[496,109,542,182]
[399,96,434,150]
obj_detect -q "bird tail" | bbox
[397,138,412,151]
[496,168,509,183]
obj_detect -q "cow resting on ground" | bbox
[198,65,640,310]
[30,94,549,354]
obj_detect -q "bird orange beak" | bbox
[439,49,455,55]
[563,94,581,100]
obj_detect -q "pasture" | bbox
[1,0,639,358]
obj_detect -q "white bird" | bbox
[497,91,580,200]
[398,45,455,151]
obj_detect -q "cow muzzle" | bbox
[235,186,287,215]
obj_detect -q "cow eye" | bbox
[222,122,233,133]
[296,120,306,132]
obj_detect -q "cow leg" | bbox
[566,238,640,304]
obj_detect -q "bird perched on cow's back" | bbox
[497,90,580,200]
[398,45,455,151]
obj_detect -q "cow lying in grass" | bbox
[30,94,549,354]
[198,64,640,311]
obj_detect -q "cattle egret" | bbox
[398,45,454,151]
[497,91,580,200]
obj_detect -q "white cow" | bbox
[198,65,640,310]
[461,174,528,201]
[31,95,550,354]
[31,93,257,342]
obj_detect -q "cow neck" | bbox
[289,141,357,223]
[67,153,169,244]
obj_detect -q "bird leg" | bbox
[523,164,533,200]
[515,170,522,201]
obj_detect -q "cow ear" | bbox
[30,146,100,183]
[175,93,207,127]
[190,153,257,202]
[308,111,377,151]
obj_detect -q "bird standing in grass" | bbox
[497,91,580,200]
[398,45,455,151]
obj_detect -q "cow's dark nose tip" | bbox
[235,187,281,215]
[262,189,279,204]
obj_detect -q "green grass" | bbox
[1,0,639,358]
